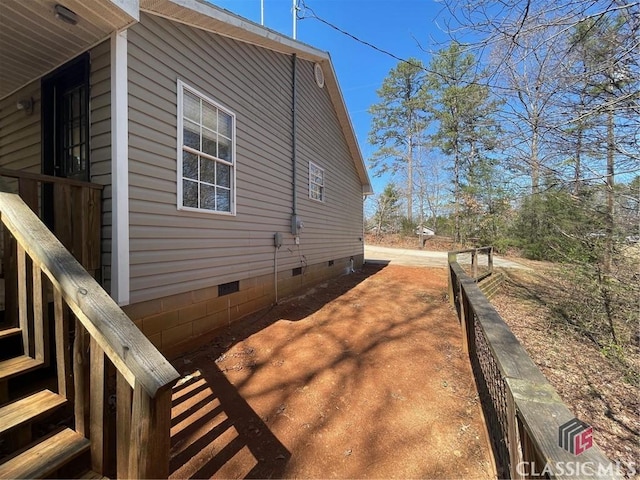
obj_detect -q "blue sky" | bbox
[210,0,451,194]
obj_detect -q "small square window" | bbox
[309,161,325,202]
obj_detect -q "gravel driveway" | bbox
[365,244,531,269]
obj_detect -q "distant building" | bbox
[416,226,436,236]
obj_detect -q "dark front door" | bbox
[42,53,90,182]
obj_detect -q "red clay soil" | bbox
[169,264,494,479]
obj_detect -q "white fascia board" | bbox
[110,30,131,306]
[142,0,326,61]
[323,57,373,195]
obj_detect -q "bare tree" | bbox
[414,147,449,231]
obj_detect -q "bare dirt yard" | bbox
[170,264,494,479]
[365,235,639,477]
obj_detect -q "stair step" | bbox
[0,428,90,479]
[0,389,66,435]
[0,328,21,340]
[0,356,44,382]
[75,470,108,479]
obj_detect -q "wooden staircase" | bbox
[0,192,179,479]
[478,271,504,300]
[0,324,97,479]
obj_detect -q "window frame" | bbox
[177,80,237,215]
[309,161,325,203]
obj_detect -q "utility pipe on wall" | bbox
[274,246,278,304]
[274,232,282,304]
[291,53,298,220]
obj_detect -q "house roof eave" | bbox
[140,0,372,194]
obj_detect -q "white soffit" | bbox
[0,0,138,99]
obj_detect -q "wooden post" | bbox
[507,388,524,479]
[488,247,494,275]
[459,283,469,354]
[54,289,72,398]
[128,384,173,479]
[16,244,29,356]
[85,188,102,273]
[32,262,44,362]
[447,267,455,308]
[53,183,73,258]
[17,178,38,214]
[117,372,133,479]
[90,337,106,474]
[3,229,18,327]
[472,249,478,280]
[71,186,85,270]
[74,318,88,437]
[447,252,457,308]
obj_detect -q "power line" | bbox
[296,0,425,70]
[295,0,518,92]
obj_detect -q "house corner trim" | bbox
[111,30,130,306]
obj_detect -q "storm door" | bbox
[42,53,90,182]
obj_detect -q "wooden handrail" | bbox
[0,167,103,190]
[448,246,493,283]
[1,191,179,477]
[0,192,178,396]
[448,250,620,479]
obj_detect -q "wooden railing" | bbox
[448,246,494,282]
[0,168,103,326]
[448,249,620,479]
[0,192,180,478]
[0,167,102,272]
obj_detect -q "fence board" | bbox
[448,249,620,479]
[90,337,106,474]
[54,288,72,398]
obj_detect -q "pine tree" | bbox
[368,59,430,221]
[426,42,499,243]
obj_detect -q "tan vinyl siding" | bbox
[89,40,112,291]
[295,58,364,263]
[127,13,364,304]
[0,81,41,176]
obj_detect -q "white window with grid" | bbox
[177,81,236,214]
[309,161,325,202]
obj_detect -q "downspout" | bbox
[291,54,299,235]
[274,54,298,305]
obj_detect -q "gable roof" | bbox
[140,0,372,195]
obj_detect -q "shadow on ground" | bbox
[170,366,291,479]
[169,265,386,478]
[169,264,494,479]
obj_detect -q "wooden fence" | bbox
[448,248,620,479]
[0,192,180,478]
[0,168,102,326]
